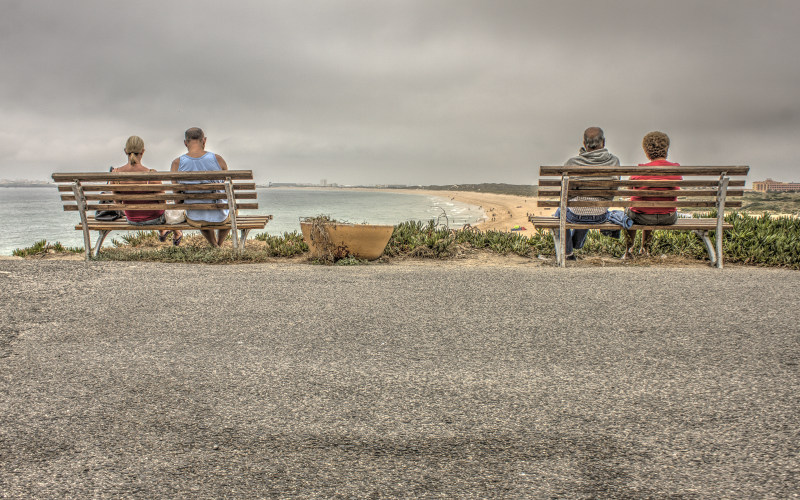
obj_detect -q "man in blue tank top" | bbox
[171,127,231,247]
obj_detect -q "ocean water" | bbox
[0,187,485,255]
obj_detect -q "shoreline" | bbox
[268,186,551,236]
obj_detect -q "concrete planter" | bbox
[300,220,394,260]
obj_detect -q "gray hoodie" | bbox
[563,147,621,214]
[564,147,620,167]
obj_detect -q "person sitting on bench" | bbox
[112,136,180,244]
[171,127,231,248]
[623,131,681,259]
[552,126,621,260]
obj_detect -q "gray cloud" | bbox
[1,0,798,184]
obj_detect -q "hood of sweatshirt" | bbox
[565,147,620,166]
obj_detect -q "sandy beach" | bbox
[289,186,550,236]
[404,189,550,235]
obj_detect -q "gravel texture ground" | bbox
[0,260,798,498]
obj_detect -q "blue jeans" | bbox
[552,208,608,255]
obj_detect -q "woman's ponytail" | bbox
[124,136,145,166]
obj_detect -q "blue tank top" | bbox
[178,152,229,223]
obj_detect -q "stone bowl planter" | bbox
[300,219,394,260]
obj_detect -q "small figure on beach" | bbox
[552,127,621,261]
[112,136,180,245]
[623,131,681,259]
[171,127,231,248]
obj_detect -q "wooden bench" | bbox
[528,165,749,267]
[52,170,272,260]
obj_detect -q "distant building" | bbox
[753,179,800,193]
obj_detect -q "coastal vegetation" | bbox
[11,239,81,257]
[10,190,800,268]
[741,191,800,214]
[13,211,799,269]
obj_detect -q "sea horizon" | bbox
[0,187,486,256]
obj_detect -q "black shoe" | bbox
[566,254,577,261]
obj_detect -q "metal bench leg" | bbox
[94,230,111,257]
[550,229,562,264]
[72,181,92,261]
[693,230,717,267]
[239,229,251,250]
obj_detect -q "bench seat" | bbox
[528,216,732,231]
[75,214,272,232]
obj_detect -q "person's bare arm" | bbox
[215,155,228,170]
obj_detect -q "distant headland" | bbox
[264,182,537,197]
[0,180,53,188]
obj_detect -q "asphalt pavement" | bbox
[1,260,798,498]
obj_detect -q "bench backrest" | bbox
[52,170,259,214]
[537,165,749,211]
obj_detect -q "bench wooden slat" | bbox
[538,179,747,187]
[52,170,255,182]
[539,166,750,176]
[537,189,744,197]
[536,200,742,208]
[62,192,259,202]
[64,202,260,211]
[528,216,732,231]
[75,215,272,231]
[57,183,257,192]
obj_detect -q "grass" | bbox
[12,214,800,269]
[96,231,308,263]
[385,220,551,258]
[11,188,800,268]
[741,191,800,214]
[111,230,156,248]
[253,231,308,257]
[12,240,82,257]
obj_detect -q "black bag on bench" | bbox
[95,197,122,221]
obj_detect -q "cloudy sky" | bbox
[2,0,798,185]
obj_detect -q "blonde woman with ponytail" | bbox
[112,136,182,245]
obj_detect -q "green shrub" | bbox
[722,212,800,268]
[254,231,308,257]
[12,240,82,257]
[112,230,158,247]
[335,255,367,266]
[385,220,550,258]
[95,246,273,264]
[16,212,800,269]
[572,211,800,268]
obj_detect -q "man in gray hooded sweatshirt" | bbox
[553,127,621,259]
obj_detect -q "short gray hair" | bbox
[583,127,605,150]
[185,127,205,141]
